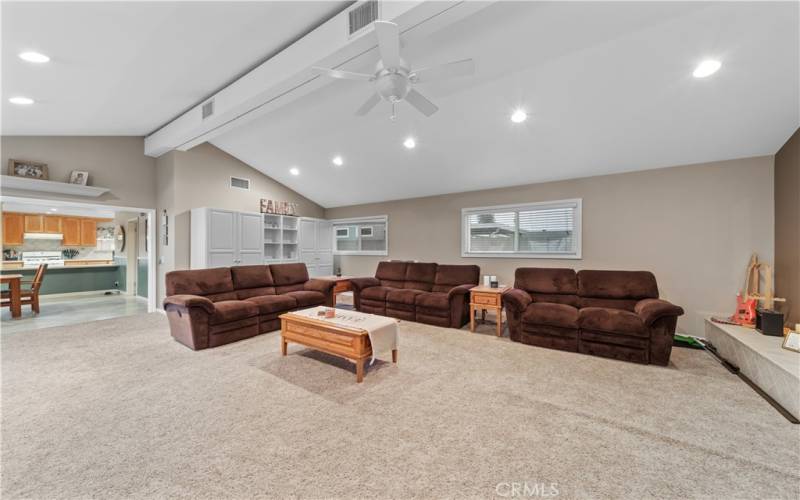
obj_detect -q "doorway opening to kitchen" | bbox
[1,196,157,332]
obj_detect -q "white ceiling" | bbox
[1,1,349,135]
[211,1,800,207]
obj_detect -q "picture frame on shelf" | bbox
[8,159,48,180]
[68,170,89,185]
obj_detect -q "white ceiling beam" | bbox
[144,1,495,157]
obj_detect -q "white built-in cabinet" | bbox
[191,209,334,274]
[191,208,265,269]
[299,217,333,277]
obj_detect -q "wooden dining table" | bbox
[1,274,24,319]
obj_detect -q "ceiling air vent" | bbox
[229,176,250,190]
[349,1,379,36]
[201,99,214,120]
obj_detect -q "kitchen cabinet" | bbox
[62,218,81,246]
[299,218,333,277]
[190,208,265,268]
[2,213,24,246]
[24,214,44,233]
[43,216,62,233]
[80,219,97,247]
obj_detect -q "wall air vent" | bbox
[349,1,379,36]
[229,176,250,190]
[201,99,214,120]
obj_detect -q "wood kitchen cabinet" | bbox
[2,213,24,246]
[80,219,97,246]
[62,218,81,246]
[24,214,44,233]
[43,216,62,233]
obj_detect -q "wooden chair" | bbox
[1,264,48,315]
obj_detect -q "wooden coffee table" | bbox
[280,309,397,383]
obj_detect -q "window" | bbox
[461,199,581,258]
[332,216,388,255]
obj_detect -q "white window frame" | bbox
[331,215,388,256]
[335,227,350,239]
[461,199,582,259]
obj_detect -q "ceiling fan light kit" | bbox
[313,20,475,120]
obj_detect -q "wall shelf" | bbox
[1,175,110,198]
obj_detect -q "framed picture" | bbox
[68,170,89,185]
[782,331,800,353]
[7,159,49,180]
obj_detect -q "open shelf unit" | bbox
[264,214,300,263]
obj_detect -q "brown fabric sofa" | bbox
[163,263,335,350]
[503,268,683,365]
[350,261,480,328]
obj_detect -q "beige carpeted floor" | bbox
[2,313,799,499]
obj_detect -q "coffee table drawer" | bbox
[285,321,355,348]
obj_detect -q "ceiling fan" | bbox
[312,20,475,120]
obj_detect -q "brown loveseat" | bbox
[351,261,480,328]
[503,268,683,365]
[163,263,335,350]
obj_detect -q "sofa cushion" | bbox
[361,286,396,301]
[245,294,297,315]
[375,261,408,288]
[166,268,237,302]
[403,263,437,291]
[285,290,326,307]
[522,302,579,328]
[209,300,259,325]
[387,288,425,305]
[578,307,646,337]
[231,265,274,289]
[432,264,480,293]
[514,268,579,307]
[415,292,449,310]
[270,263,309,286]
[577,270,658,300]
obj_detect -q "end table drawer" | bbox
[473,293,501,306]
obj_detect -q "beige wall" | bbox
[1,136,157,209]
[775,128,799,326]
[155,143,325,303]
[326,156,775,335]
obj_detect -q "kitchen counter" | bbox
[1,263,124,295]
[1,260,117,270]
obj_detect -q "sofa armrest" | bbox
[304,279,336,294]
[447,284,475,299]
[350,277,380,292]
[502,288,532,313]
[635,298,684,326]
[163,294,215,314]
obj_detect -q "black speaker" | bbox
[756,309,784,336]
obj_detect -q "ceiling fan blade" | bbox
[405,89,438,117]
[355,93,382,116]
[411,58,475,83]
[374,21,401,68]
[312,66,373,81]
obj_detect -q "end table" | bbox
[469,285,510,337]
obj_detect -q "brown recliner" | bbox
[503,268,683,365]
[163,263,335,350]
[350,261,480,328]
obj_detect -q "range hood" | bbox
[24,233,63,240]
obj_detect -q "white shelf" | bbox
[1,175,110,198]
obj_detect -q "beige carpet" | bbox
[2,313,799,499]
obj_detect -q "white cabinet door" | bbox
[299,218,316,251]
[237,212,264,265]
[208,209,236,267]
[317,220,332,251]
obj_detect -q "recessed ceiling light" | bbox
[403,137,416,149]
[693,59,721,78]
[511,109,528,123]
[49,208,58,212]
[289,167,300,176]
[332,156,343,166]
[19,51,50,63]
[9,96,34,105]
